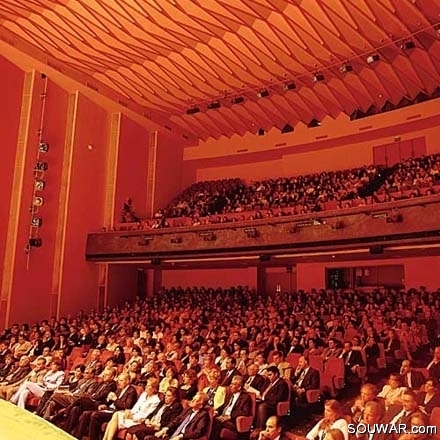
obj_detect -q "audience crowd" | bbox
[1,285,440,440]
[119,154,440,230]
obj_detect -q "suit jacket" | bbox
[90,380,117,403]
[402,371,425,390]
[111,385,138,410]
[4,366,32,385]
[220,368,241,386]
[382,404,416,425]
[416,391,440,415]
[150,400,183,427]
[341,350,364,368]
[428,362,440,382]
[243,374,268,393]
[261,378,289,408]
[168,407,210,440]
[291,367,320,390]
[217,391,252,421]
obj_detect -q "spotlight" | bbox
[257,89,269,98]
[257,128,265,136]
[31,217,43,227]
[35,161,48,171]
[34,180,45,191]
[33,196,44,207]
[400,41,415,50]
[312,73,325,82]
[29,238,42,247]
[339,64,353,73]
[366,54,380,64]
[38,142,49,153]
[284,82,296,90]
[231,96,244,104]
[207,101,221,109]
[281,123,294,134]
[186,107,200,115]
[307,118,321,128]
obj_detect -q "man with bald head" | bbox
[243,363,267,394]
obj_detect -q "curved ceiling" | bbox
[1,0,440,142]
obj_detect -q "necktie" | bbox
[245,376,253,387]
[223,394,236,416]
[173,411,193,436]
[262,381,275,399]
[398,411,408,424]
[296,370,306,387]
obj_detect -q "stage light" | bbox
[34,180,45,191]
[366,54,380,64]
[231,96,244,104]
[312,73,325,82]
[33,196,44,207]
[35,161,48,171]
[207,101,221,109]
[281,123,294,134]
[257,89,269,98]
[29,238,42,247]
[31,217,43,227]
[38,142,49,153]
[339,64,353,73]
[186,107,200,115]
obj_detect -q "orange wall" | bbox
[154,131,184,211]
[107,264,138,306]
[0,58,24,306]
[114,116,149,219]
[296,256,440,292]
[8,77,70,325]
[182,100,440,183]
[57,93,109,315]
[161,267,257,290]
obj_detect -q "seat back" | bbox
[286,353,300,369]
[430,407,440,440]
[309,355,324,373]
[199,406,214,440]
[276,382,291,417]
[236,392,256,433]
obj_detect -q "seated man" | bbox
[211,375,252,439]
[63,368,117,434]
[290,355,320,403]
[426,346,440,383]
[0,356,46,401]
[251,415,291,440]
[102,377,161,440]
[254,366,290,429]
[269,351,292,381]
[149,391,210,440]
[322,338,342,362]
[74,372,137,440]
[243,363,268,395]
[355,400,386,440]
[10,359,64,408]
[382,389,419,426]
[400,360,425,390]
[339,341,364,384]
[0,355,32,397]
[350,383,383,423]
[124,386,183,440]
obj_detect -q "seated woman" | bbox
[125,386,183,440]
[159,365,179,394]
[305,400,349,440]
[102,377,161,440]
[377,373,406,409]
[179,368,198,401]
[416,377,440,415]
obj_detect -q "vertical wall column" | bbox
[146,130,158,217]
[0,71,34,328]
[256,266,266,295]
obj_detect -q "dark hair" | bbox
[266,365,280,375]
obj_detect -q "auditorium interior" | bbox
[1,1,440,439]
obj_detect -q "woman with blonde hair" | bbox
[306,400,349,440]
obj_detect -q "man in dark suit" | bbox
[63,368,117,433]
[254,366,290,429]
[125,386,183,439]
[400,360,425,390]
[151,391,210,440]
[382,389,419,425]
[220,357,241,386]
[291,355,320,403]
[243,363,268,394]
[340,341,364,383]
[255,415,292,440]
[211,375,253,439]
[427,346,440,383]
[74,372,137,440]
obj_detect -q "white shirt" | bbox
[223,392,240,416]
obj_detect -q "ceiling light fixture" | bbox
[339,64,353,73]
[257,89,269,98]
[400,41,415,50]
[366,54,380,64]
[231,96,244,104]
[207,101,221,109]
[281,123,294,134]
[284,82,296,90]
[186,106,200,115]
[312,73,325,82]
